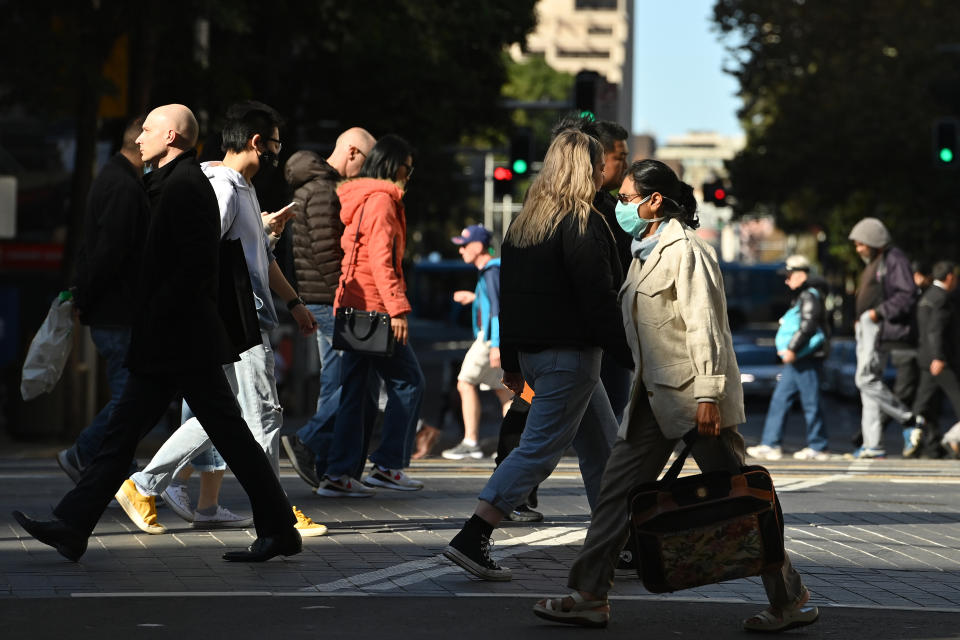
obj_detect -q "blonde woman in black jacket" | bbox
[444,130,631,581]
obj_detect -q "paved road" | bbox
[4,453,960,638]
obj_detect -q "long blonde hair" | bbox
[505,130,604,247]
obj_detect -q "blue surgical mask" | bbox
[615,195,662,238]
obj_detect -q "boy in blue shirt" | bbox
[442,225,513,460]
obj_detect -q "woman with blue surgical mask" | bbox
[533,160,818,634]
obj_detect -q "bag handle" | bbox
[661,428,699,484]
[661,427,745,486]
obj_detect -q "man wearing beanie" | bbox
[848,217,921,458]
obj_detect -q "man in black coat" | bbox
[913,261,960,457]
[13,104,299,562]
[57,116,150,480]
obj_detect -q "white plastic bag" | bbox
[20,293,75,401]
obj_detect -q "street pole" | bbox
[483,152,494,233]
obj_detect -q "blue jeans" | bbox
[478,347,616,515]
[73,326,132,468]
[296,305,342,460]
[760,358,828,451]
[325,340,424,477]
[295,304,379,476]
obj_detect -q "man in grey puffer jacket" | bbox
[280,128,377,489]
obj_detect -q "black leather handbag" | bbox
[332,203,396,357]
[627,430,785,593]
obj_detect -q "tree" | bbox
[713,0,960,266]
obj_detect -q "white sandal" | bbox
[743,590,819,633]
[533,591,610,628]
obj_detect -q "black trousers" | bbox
[54,366,296,538]
[914,365,960,455]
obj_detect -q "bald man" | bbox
[13,104,301,563]
[280,127,378,489]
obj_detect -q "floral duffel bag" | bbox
[627,431,785,593]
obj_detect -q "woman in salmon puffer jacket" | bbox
[314,134,426,498]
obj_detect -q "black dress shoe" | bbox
[222,530,302,562]
[12,510,88,562]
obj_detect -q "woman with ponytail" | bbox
[533,160,818,633]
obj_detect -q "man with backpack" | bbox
[748,255,831,460]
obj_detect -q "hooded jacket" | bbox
[284,151,344,305]
[875,246,916,346]
[334,178,411,317]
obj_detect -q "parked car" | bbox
[732,326,782,398]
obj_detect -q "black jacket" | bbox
[593,190,633,279]
[124,150,238,374]
[876,245,917,346]
[499,209,631,372]
[917,284,960,368]
[73,154,150,326]
[284,152,344,305]
[788,276,830,359]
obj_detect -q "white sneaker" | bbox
[315,475,376,497]
[162,484,194,522]
[363,465,424,491]
[191,506,253,529]
[746,444,783,460]
[792,447,830,461]
[442,441,483,460]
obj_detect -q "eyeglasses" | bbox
[401,163,414,180]
[616,192,644,204]
[266,137,282,153]
[355,147,367,159]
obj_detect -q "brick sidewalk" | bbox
[4,456,960,612]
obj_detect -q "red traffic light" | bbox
[494,167,513,181]
[713,188,726,201]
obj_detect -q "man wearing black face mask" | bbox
[114,101,329,543]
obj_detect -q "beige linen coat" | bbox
[618,218,745,440]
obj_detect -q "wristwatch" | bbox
[287,296,305,310]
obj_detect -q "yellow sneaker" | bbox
[115,479,166,534]
[292,505,327,537]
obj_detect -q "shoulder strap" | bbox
[336,202,367,308]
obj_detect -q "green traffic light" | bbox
[512,158,528,175]
[579,110,596,122]
[941,147,954,163]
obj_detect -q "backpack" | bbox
[774,288,825,358]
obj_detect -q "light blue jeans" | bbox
[181,402,226,472]
[478,347,616,516]
[855,312,912,451]
[131,330,283,496]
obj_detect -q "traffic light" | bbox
[493,165,513,199]
[933,117,959,167]
[509,128,533,176]
[702,179,730,206]
[574,71,599,121]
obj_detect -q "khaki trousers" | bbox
[567,383,805,608]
